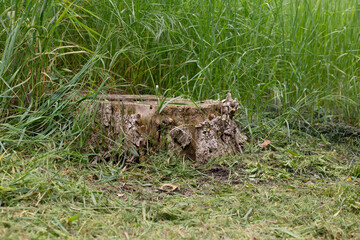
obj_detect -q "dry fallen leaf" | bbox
[260,139,271,150]
[159,183,178,192]
[178,229,185,238]
[333,208,342,217]
[142,183,153,187]
[124,232,130,240]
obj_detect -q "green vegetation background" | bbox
[0,0,359,238]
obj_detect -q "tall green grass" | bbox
[0,0,359,151]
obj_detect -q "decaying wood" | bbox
[88,93,247,162]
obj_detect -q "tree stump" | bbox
[88,93,247,162]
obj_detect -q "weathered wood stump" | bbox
[88,93,247,162]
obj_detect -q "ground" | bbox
[1,124,359,239]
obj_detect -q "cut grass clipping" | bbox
[1,129,359,238]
